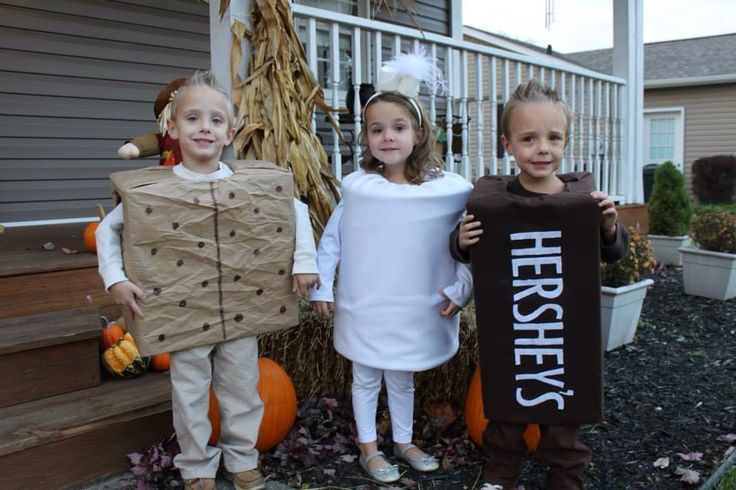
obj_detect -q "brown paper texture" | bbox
[111,160,298,356]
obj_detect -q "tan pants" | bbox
[171,335,263,479]
[482,422,591,490]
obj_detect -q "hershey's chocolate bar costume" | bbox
[110,160,298,356]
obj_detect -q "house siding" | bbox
[373,0,450,36]
[0,0,209,224]
[644,83,736,192]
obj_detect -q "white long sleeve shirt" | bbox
[96,162,317,290]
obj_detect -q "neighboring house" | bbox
[0,0,640,225]
[565,33,736,194]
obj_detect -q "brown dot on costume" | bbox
[177,259,184,267]
[254,207,260,214]
[234,313,244,322]
[198,242,205,248]
[202,322,210,331]
[229,192,235,199]
[234,275,241,282]
[145,207,153,215]
[178,300,187,307]
[280,306,287,314]
[151,248,157,256]
[158,334,165,341]
[275,185,283,192]
[277,227,283,233]
[278,269,285,275]
[193,197,200,204]
[229,230,236,237]
[201,280,208,288]
[254,249,260,255]
[153,287,162,296]
[256,288,263,295]
[172,222,179,230]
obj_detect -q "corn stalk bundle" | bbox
[228,0,342,237]
[259,303,479,407]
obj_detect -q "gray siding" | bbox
[644,83,736,192]
[0,0,209,223]
[373,0,450,36]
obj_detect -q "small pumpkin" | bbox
[99,316,125,350]
[102,332,147,377]
[465,364,541,452]
[208,357,297,451]
[83,204,106,253]
[149,352,171,372]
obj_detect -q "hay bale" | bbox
[259,303,478,407]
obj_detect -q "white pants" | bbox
[352,361,415,444]
[171,335,263,479]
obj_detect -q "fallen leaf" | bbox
[322,468,335,476]
[675,466,700,485]
[677,452,703,462]
[653,457,669,468]
[718,434,736,443]
[62,247,79,254]
[399,477,417,487]
[339,454,356,463]
[42,241,55,250]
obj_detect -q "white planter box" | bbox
[648,234,690,266]
[680,246,736,300]
[601,279,654,352]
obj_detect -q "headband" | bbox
[363,47,446,126]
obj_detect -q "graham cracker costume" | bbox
[466,172,604,425]
[110,160,298,356]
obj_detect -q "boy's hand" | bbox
[439,291,461,317]
[109,281,145,319]
[311,301,334,317]
[458,214,483,252]
[591,190,618,244]
[293,273,320,299]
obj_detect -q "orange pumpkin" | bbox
[83,204,106,253]
[149,352,171,372]
[208,357,297,452]
[465,364,541,452]
[99,316,125,350]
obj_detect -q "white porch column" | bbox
[612,0,644,204]
[209,0,252,160]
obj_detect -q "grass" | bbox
[717,461,736,490]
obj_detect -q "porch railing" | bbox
[292,4,627,200]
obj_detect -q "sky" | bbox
[462,0,736,54]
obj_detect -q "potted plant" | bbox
[600,228,656,351]
[647,161,693,266]
[680,207,736,300]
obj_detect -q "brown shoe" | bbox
[182,478,215,490]
[225,468,266,490]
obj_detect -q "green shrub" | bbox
[690,209,736,254]
[692,155,736,204]
[648,161,692,236]
[600,228,656,288]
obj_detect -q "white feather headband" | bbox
[364,47,446,125]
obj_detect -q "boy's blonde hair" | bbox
[501,79,571,141]
[360,93,443,184]
[169,70,236,128]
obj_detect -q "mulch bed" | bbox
[257,266,736,489]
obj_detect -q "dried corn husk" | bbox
[228,0,342,238]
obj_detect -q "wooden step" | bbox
[0,372,173,490]
[0,307,102,407]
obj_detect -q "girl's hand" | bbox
[439,291,461,317]
[591,190,618,244]
[311,300,334,317]
[117,142,140,159]
[293,273,321,299]
[458,214,483,252]
[109,281,145,319]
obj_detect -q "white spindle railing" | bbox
[292,4,627,200]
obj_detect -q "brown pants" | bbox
[482,422,591,490]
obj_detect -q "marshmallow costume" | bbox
[311,169,474,371]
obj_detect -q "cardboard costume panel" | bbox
[467,174,603,425]
[111,160,298,356]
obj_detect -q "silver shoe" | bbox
[393,443,440,472]
[359,450,401,483]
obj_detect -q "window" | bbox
[643,108,684,170]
